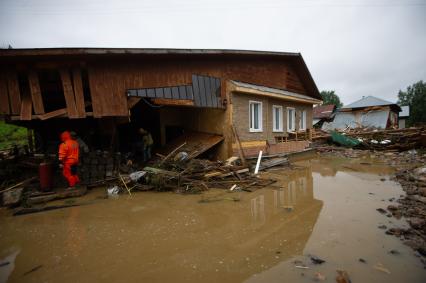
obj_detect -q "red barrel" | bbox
[39,162,52,191]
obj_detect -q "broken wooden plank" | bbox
[59,68,78,118]
[259,157,289,171]
[232,125,247,166]
[152,98,194,106]
[20,89,33,120]
[143,166,180,177]
[39,108,67,120]
[28,70,45,114]
[72,68,86,118]
[6,70,21,115]
[160,142,187,165]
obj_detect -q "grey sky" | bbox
[1,0,425,105]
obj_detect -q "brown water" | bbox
[0,156,425,283]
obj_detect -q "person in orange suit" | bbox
[58,131,80,188]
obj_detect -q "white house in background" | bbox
[398,105,410,129]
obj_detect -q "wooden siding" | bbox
[28,70,45,114]
[87,57,308,117]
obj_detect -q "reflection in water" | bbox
[0,166,322,283]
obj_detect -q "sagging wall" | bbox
[230,92,313,156]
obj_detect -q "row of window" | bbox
[249,101,306,133]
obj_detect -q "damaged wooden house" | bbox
[0,48,321,160]
[323,96,401,131]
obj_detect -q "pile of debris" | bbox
[141,156,277,194]
[314,127,425,151]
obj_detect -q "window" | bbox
[249,101,262,132]
[287,107,295,132]
[272,105,283,132]
[299,110,307,130]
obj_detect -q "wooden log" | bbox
[28,70,45,114]
[20,88,33,120]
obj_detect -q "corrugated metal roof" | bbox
[342,96,396,109]
[230,80,320,103]
[313,104,336,119]
[399,105,410,117]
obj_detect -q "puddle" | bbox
[0,156,425,282]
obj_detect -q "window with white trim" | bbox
[287,107,295,132]
[272,105,283,132]
[249,101,262,132]
[299,110,307,130]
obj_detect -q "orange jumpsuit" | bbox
[59,131,80,187]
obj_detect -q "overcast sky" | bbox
[0,0,425,105]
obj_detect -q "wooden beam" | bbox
[72,68,86,118]
[28,70,45,114]
[152,98,194,106]
[39,108,67,120]
[59,68,78,118]
[6,71,21,115]
[20,89,32,121]
[0,71,10,114]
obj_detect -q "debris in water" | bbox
[389,249,400,255]
[314,272,326,281]
[294,265,309,269]
[374,263,391,274]
[378,224,387,229]
[310,255,326,264]
[358,258,367,263]
[0,261,10,267]
[376,208,386,214]
[336,270,351,283]
[23,265,43,276]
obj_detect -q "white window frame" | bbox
[272,105,283,132]
[287,107,296,132]
[299,110,307,130]
[249,101,263,132]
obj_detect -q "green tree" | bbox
[397,80,426,125]
[320,90,343,107]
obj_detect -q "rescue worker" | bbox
[70,131,89,153]
[58,131,80,188]
[139,128,153,162]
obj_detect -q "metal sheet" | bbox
[327,109,390,130]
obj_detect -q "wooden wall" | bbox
[0,54,312,120]
[87,56,308,117]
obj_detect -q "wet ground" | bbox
[1,156,425,282]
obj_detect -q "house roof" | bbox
[229,80,322,104]
[0,48,321,100]
[399,105,410,117]
[313,104,336,119]
[342,96,398,109]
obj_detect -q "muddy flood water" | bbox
[1,156,426,283]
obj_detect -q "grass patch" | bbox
[0,120,28,150]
